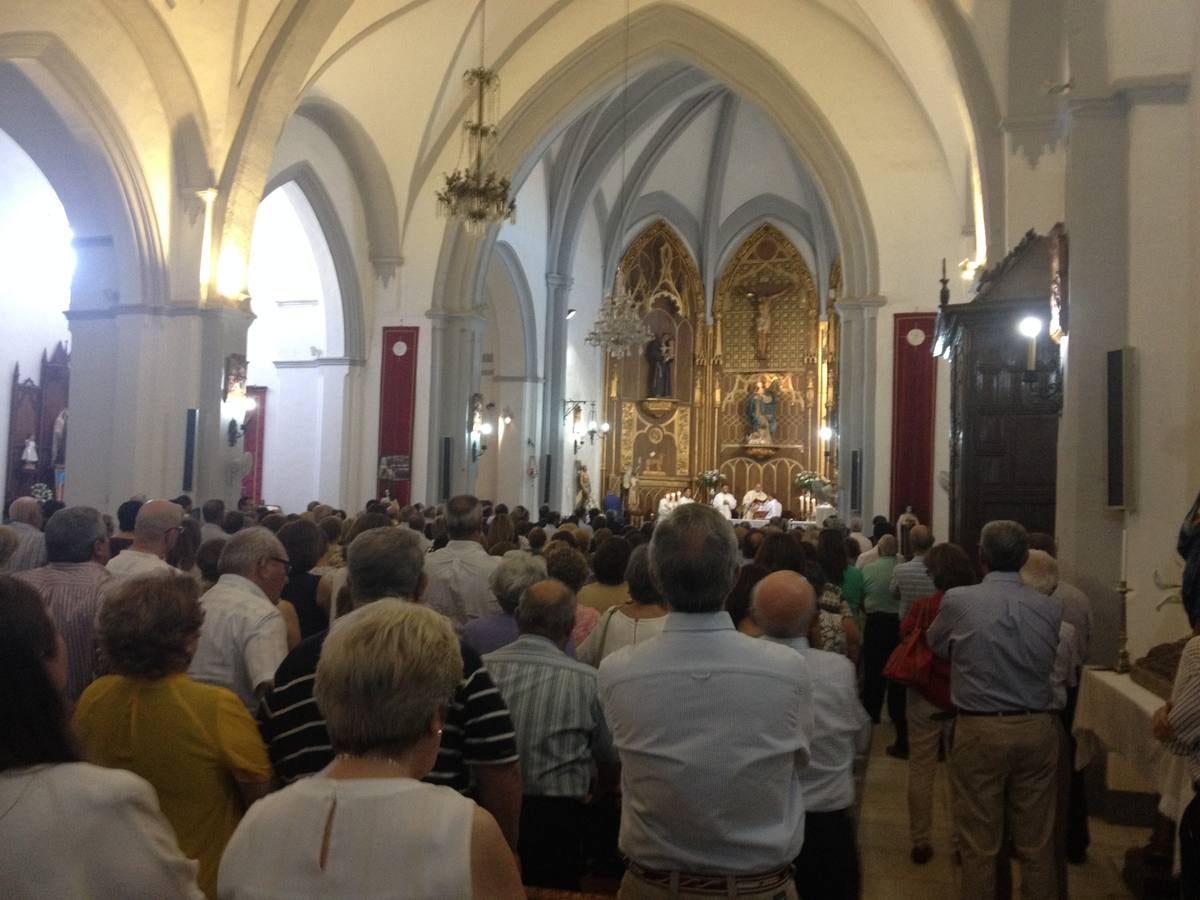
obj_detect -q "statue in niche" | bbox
[21,435,39,471]
[646,333,675,398]
[750,293,773,359]
[744,378,779,444]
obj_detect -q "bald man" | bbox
[752,570,870,900]
[484,579,617,889]
[105,499,182,579]
[4,496,46,571]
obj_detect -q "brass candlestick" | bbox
[1115,579,1132,674]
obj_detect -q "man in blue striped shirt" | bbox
[485,578,617,890]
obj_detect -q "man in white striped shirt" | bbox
[484,579,617,890]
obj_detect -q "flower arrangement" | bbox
[30,482,53,503]
[698,469,723,489]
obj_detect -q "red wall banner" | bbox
[889,313,937,526]
[378,326,419,505]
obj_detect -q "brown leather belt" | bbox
[958,709,1049,717]
[626,860,793,894]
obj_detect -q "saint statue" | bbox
[51,408,68,466]
[575,462,592,510]
[647,334,674,398]
[21,435,38,471]
[749,293,773,359]
[744,378,779,444]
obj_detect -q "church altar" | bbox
[1073,668,1193,825]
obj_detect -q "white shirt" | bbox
[849,531,872,554]
[762,498,783,519]
[676,495,694,506]
[188,574,288,711]
[855,545,880,569]
[577,606,668,667]
[105,549,173,579]
[0,763,203,899]
[200,523,227,545]
[422,539,502,628]
[763,636,871,812]
[711,492,737,519]
[1050,621,1081,711]
[219,776,473,899]
[599,611,813,873]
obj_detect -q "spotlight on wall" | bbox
[502,407,513,425]
[818,425,834,442]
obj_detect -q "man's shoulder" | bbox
[276,630,327,682]
[802,645,855,678]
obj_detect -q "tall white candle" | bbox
[1120,528,1128,584]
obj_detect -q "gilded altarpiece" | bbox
[601,220,838,519]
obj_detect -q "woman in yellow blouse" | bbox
[74,572,272,899]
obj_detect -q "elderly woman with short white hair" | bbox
[218,601,524,900]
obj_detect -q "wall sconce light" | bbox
[566,308,577,320]
[563,399,609,455]
[1018,316,1042,383]
[502,407,513,425]
[469,394,492,463]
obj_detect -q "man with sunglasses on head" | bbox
[188,527,290,712]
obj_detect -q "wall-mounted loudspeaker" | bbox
[850,450,862,513]
[182,409,199,493]
[439,437,452,502]
[1106,347,1134,510]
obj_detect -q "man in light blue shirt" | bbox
[927,520,1061,899]
[599,503,812,897]
[752,569,870,900]
[484,578,615,890]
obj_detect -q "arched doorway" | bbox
[246,181,349,513]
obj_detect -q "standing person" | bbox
[751,570,871,900]
[15,506,113,701]
[1152,623,1200,898]
[423,494,502,628]
[577,545,668,667]
[711,483,737,520]
[741,482,767,517]
[105,499,183,579]
[927,520,1062,900]
[890,525,936,619]
[484,579,618,889]
[4,496,46,571]
[74,573,272,898]
[187,528,290,711]
[219,602,525,899]
[817,527,865,624]
[0,576,203,899]
[902,542,976,865]
[861,534,906,757]
[599,503,812,899]
[200,499,226,544]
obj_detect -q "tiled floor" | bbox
[857,725,1150,899]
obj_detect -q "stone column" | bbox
[1055,92,1129,663]
[426,308,486,500]
[540,273,573,509]
[834,295,887,521]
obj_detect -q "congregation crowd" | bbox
[2,487,1199,899]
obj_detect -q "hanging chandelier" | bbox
[586,267,651,359]
[584,0,649,359]
[435,4,515,234]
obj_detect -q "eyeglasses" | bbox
[269,556,293,573]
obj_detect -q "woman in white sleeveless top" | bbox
[578,545,668,667]
[218,602,523,899]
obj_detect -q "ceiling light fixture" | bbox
[585,0,651,360]
[435,0,515,234]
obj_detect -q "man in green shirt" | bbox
[860,535,907,757]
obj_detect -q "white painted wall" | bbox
[0,129,72,491]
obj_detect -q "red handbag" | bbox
[883,603,934,689]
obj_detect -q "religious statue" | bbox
[621,459,641,508]
[896,504,920,558]
[646,333,674,398]
[575,462,592,510]
[21,435,38,471]
[750,293,773,359]
[744,378,779,444]
[51,408,68,466]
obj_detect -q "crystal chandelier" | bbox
[435,4,515,234]
[584,0,648,359]
[586,268,650,359]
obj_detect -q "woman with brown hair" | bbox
[0,575,202,898]
[74,572,272,898]
[901,542,977,866]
